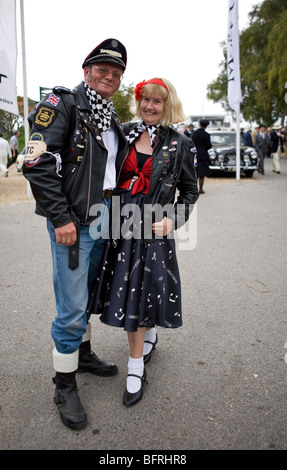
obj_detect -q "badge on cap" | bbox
[82,38,127,69]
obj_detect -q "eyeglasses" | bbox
[90,65,123,81]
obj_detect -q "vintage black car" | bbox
[208,131,258,177]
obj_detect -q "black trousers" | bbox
[7,151,18,168]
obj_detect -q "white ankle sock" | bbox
[143,327,156,356]
[127,356,144,393]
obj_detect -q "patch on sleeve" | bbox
[30,131,45,141]
[46,93,60,107]
[34,106,59,130]
[24,140,47,166]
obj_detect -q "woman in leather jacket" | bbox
[89,78,199,406]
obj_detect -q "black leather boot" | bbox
[77,340,118,376]
[53,372,87,430]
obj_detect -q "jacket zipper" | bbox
[85,133,93,222]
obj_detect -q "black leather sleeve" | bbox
[23,91,76,228]
[174,136,199,229]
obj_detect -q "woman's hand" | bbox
[152,217,173,237]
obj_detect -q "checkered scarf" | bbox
[84,82,113,132]
[126,121,163,148]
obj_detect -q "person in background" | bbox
[191,119,211,194]
[89,77,199,406]
[270,124,282,174]
[279,127,286,155]
[243,126,253,147]
[184,124,194,138]
[22,38,128,430]
[0,132,11,177]
[7,131,19,168]
[267,127,274,157]
[255,124,268,175]
[251,126,259,146]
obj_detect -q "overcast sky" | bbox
[15,0,262,117]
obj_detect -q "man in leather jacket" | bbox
[23,38,128,430]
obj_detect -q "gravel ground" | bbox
[0,166,30,203]
[1,157,287,453]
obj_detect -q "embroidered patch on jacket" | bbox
[34,106,59,130]
[24,156,41,167]
[46,93,60,107]
[30,132,45,141]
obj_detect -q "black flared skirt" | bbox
[88,190,182,332]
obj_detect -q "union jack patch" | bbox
[46,93,60,107]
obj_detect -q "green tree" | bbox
[206,43,229,111]
[267,8,287,124]
[207,0,287,125]
[0,110,20,134]
[112,83,134,123]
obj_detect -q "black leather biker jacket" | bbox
[122,122,199,232]
[23,82,128,228]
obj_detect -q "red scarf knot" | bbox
[118,147,152,195]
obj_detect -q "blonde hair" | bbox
[132,78,186,127]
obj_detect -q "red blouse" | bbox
[118,147,152,195]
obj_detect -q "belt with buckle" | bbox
[102,189,113,199]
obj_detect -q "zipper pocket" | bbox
[62,164,78,186]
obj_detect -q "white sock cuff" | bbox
[128,356,144,368]
[52,348,79,373]
[145,327,156,342]
[82,322,91,343]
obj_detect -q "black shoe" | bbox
[199,189,205,194]
[53,372,87,430]
[77,340,118,376]
[143,334,158,364]
[123,369,148,407]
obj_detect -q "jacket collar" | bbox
[73,81,91,112]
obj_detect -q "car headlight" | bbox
[244,155,251,163]
[250,151,258,161]
[208,150,216,160]
[218,154,224,162]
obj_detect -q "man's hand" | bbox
[55,222,77,246]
